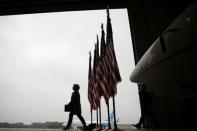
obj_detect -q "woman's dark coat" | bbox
[69,90,82,114]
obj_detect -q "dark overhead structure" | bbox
[1,0,196,129]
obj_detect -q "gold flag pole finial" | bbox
[106,6,110,17]
[97,34,99,42]
[101,23,104,30]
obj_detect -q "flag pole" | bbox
[91,107,93,124]
[112,95,117,128]
[110,93,122,131]
[96,109,99,128]
[107,100,111,130]
[99,100,102,130]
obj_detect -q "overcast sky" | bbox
[0,9,140,124]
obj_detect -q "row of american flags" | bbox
[88,8,121,111]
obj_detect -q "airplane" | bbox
[130,0,197,98]
[63,111,119,129]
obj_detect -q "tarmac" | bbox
[64,128,197,131]
[63,124,197,131]
[0,125,197,131]
[53,128,197,131]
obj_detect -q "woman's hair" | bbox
[73,84,80,91]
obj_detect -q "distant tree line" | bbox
[0,122,64,129]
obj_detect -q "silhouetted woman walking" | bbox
[63,84,87,130]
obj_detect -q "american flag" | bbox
[92,45,100,110]
[88,52,93,110]
[105,8,121,96]
[88,8,121,108]
[95,24,111,103]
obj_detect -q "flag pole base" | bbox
[92,128,99,131]
[109,127,122,131]
[103,127,112,131]
[93,128,103,131]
